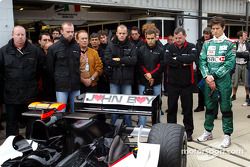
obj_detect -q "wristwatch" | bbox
[90,76,95,81]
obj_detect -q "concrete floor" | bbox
[0,85,250,167]
[160,86,250,167]
[182,86,250,167]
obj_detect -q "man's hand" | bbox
[205,75,214,84]
[205,75,216,90]
[208,81,216,91]
[82,78,92,87]
[112,58,120,61]
[144,73,152,80]
[149,78,154,86]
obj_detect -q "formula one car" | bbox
[0,93,187,167]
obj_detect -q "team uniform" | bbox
[199,34,236,135]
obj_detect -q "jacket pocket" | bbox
[23,57,36,72]
[123,48,131,57]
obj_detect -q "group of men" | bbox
[0,16,237,148]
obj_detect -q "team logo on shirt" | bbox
[207,46,216,56]
[219,45,228,50]
[207,56,225,62]
[208,46,216,50]
[207,50,216,56]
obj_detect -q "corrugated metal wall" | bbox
[203,0,246,15]
[44,0,248,16]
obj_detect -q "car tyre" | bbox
[148,123,187,167]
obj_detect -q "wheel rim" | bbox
[181,132,187,167]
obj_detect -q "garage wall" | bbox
[0,0,14,47]
[203,0,246,15]
[42,0,247,16]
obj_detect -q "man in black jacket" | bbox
[137,29,165,127]
[194,27,212,112]
[47,22,81,112]
[98,30,109,52]
[130,26,144,48]
[105,25,137,126]
[37,33,55,101]
[0,25,43,137]
[165,27,197,141]
[89,32,108,93]
[130,26,144,95]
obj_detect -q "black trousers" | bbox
[5,104,27,137]
[80,84,98,94]
[163,66,168,93]
[197,70,205,108]
[167,84,194,136]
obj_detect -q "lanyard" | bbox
[81,50,89,71]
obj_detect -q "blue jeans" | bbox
[56,90,80,112]
[138,84,161,127]
[110,83,132,126]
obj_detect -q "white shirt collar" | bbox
[213,33,227,43]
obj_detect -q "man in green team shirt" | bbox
[197,16,236,148]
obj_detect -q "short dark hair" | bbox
[203,27,212,34]
[52,28,60,33]
[38,32,51,40]
[237,30,247,38]
[90,33,99,39]
[145,29,157,36]
[209,16,225,28]
[237,31,243,38]
[174,27,186,36]
[131,26,140,34]
[98,30,108,38]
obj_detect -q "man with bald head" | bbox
[0,25,43,137]
[47,22,81,112]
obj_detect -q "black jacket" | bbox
[104,37,137,84]
[195,36,207,80]
[47,36,81,91]
[130,39,144,48]
[0,39,43,104]
[165,41,197,87]
[137,43,165,86]
[196,37,206,58]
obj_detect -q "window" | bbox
[164,20,175,37]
